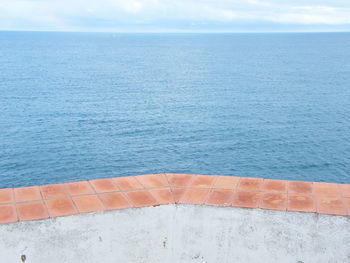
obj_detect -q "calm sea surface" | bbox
[0,32,350,188]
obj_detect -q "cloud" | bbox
[0,0,349,31]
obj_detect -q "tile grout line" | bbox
[132,175,160,206]
[39,184,52,218]
[164,174,176,204]
[202,175,220,205]
[87,180,108,212]
[147,174,175,205]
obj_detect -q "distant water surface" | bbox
[0,32,350,188]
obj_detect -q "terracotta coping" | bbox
[1,174,350,224]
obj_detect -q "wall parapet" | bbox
[1,173,350,224]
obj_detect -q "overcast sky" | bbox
[1,0,350,32]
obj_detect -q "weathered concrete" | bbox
[1,205,350,263]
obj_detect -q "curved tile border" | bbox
[1,174,350,224]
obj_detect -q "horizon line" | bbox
[1,29,350,34]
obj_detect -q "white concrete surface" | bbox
[1,205,350,263]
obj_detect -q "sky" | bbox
[0,0,350,32]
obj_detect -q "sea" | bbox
[0,32,349,188]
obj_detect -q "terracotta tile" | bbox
[98,192,131,210]
[190,175,216,188]
[205,189,234,206]
[178,188,210,205]
[45,198,78,217]
[172,188,186,203]
[232,191,261,208]
[339,184,350,198]
[237,178,263,192]
[313,182,340,197]
[66,181,95,196]
[126,190,158,207]
[287,194,316,213]
[14,186,42,202]
[17,202,49,221]
[166,174,194,187]
[316,196,346,216]
[0,205,18,224]
[40,184,68,199]
[136,174,168,188]
[149,188,174,205]
[72,195,104,213]
[213,176,240,190]
[262,179,286,193]
[288,181,313,195]
[0,188,14,204]
[344,198,350,216]
[113,176,143,191]
[89,179,119,193]
[260,193,286,211]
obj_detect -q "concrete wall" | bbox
[1,205,350,263]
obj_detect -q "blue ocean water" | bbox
[0,32,350,188]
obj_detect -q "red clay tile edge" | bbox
[0,174,350,224]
